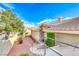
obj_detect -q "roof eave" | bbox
[43,29,79,34]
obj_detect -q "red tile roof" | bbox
[45,17,79,31]
[43,17,79,31]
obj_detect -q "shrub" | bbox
[45,38,55,47]
[20,53,29,56]
[47,32,55,39]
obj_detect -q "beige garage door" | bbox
[55,33,79,46]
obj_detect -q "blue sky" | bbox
[0,3,79,27]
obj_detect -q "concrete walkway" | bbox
[8,36,34,56]
[50,45,79,56]
[45,48,61,56]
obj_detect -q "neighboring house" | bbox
[43,17,79,56]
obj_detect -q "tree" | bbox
[0,9,25,39]
[1,9,24,32]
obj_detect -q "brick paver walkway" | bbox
[8,36,34,56]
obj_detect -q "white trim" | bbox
[43,30,79,34]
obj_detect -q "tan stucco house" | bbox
[42,17,79,56]
[26,16,79,56]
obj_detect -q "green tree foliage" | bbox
[0,9,24,33]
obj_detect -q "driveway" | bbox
[8,36,34,56]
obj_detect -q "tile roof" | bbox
[48,17,79,31]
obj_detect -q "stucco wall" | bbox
[0,33,18,55]
[0,40,12,55]
[55,33,79,46]
[8,33,18,45]
[31,31,40,42]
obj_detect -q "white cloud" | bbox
[22,17,74,28]
[37,17,74,25]
[49,17,73,22]
[21,20,35,28]
[25,22,35,28]
[1,3,14,9]
[38,18,52,25]
[63,17,73,20]
[50,17,73,22]
[26,23,35,28]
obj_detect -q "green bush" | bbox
[19,53,29,56]
[45,38,55,47]
[45,32,55,47]
[47,32,55,39]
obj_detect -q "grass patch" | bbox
[19,53,29,56]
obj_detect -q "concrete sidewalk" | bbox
[50,45,79,56]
